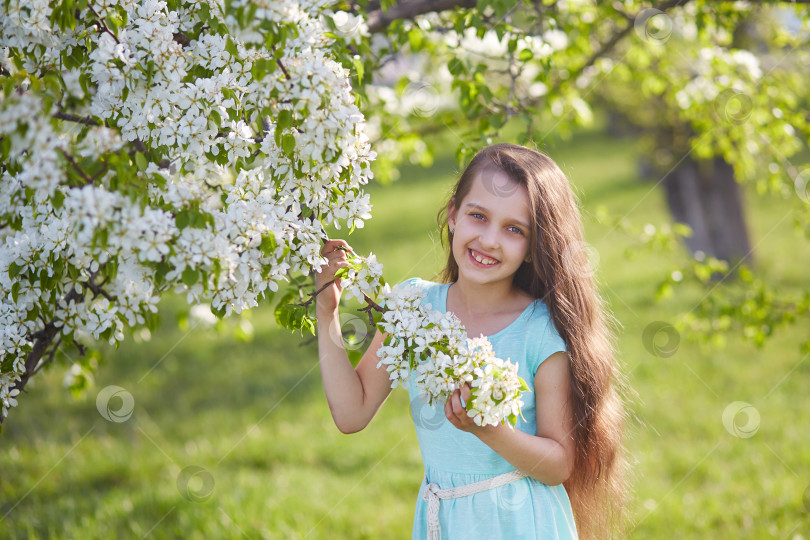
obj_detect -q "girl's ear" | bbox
[447,197,457,229]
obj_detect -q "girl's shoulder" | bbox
[393,277,443,295]
[523,298,568,372]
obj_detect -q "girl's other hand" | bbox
[445,384,485,434]
[446,385,505,439]
[315,239,352,315]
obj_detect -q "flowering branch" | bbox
[0,285,81,423]
[0,0,377,424]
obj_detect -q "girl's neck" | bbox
[448,277,531,317]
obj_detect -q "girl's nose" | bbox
[478,226,499,249]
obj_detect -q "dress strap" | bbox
[421,469,527,540]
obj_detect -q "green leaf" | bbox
[407,27,423,51]
[277,109,293,130]
[181,267,198,287]
[211,302,227,319]
[52,187,66,210]
[260,234,277,256]
[134,152,147,171]
[274,292,297,329]
[281,133,295,157]
[176,209,191,229]
[8,261,23,279]
[334,266,349,280]
[448,58,464,76]
[210,109,222,128]
[301,314,316,336]
[353,56,365,83]
[518,377,530,392]
[225,37,239,57]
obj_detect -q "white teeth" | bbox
[471,250,497,265]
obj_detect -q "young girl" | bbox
[315,144,626,539]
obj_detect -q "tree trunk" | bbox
[662,156,753,265]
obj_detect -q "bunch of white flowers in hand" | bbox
[375,285,530,428]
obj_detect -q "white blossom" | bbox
[0,0,376,421]
[376,287,529,427]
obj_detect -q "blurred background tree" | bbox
[342,0,810,351]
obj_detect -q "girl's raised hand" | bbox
[315,239,352,315]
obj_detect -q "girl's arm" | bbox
[315,240,393,434]
[444,351,576,486]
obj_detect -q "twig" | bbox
[358,292,385,327]
[300,279,336,308]
[87,4,121,44]
[59,148,93,185]
[87,272,114,301]
[72,338,87,357]
[90,164,109,183]
[276,57,290,80]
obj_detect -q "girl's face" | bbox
[447,169,532,289]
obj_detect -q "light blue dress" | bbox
[399,278,579,540]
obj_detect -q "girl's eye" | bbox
[508,226,524,235]
[470,213,485,220]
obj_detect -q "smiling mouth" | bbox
[469,249,499,266]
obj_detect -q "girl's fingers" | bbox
[444,394,455,422]
[459,384,471,405]
[316,246,349,278]
[321,239,352,256]
[448,390,465,416]
[456,391,467,413]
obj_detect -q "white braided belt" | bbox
[421,469,527,540]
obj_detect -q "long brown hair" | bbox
[438,144,629,539]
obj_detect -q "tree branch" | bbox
[53,112,102,126]
[523,0,693,110]
[574,0,692,77]
[173,32,191,47]
[90,164,109,183]
[366,0,810,35]
[367,0,477,33]
[1,287,82,425]
[31,336,63,378]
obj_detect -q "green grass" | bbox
[2,125,809,539]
